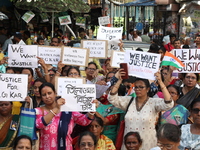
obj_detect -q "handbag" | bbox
[115,97,134,150]
[18,98,37,140]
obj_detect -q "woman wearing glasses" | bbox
[160,85,189,125]
[151,123,181,150]
[180,97,200,149]
[108,70,173,150]
[177,73,200,108]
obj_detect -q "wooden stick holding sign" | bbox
[0,73,28,101]
[61,84,96,112]
[55,76,85,96]
[81,40,108,58]
[61,46,89,67]
[124,50,161,80]
[110,50,125,68]
[38,45,61,65]
[8,44,38,68]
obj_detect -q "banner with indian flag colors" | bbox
[161,51,184,69]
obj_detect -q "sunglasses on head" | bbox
[191,108,200,114]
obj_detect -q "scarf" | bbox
[57,111,72,150]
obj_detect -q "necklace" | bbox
[136,97,149,112]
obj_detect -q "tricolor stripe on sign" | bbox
[161,51,184,69]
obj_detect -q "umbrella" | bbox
[0,12,8,20]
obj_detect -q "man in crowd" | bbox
[173,39,181,49]
[141,29,150,43]
[50,37,61,46]
[23,30,32,45]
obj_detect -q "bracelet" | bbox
[56,71,61,75]
[161,86,166,90]
[44,72,49,75]
[50,109,57,116]
[110,91,118,95]
[89,112,95,116]
[164,100,172,104]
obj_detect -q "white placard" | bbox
[55,77,84,96]
[124,50,161,80]
[81,40,108,58]
[110,51,125,68]
[61,84,96,112]
[173,49,200,73]
[38,46,61,65]
[98,16,110,25]
[8,44,38,68]
[0,73,28,101]
[97,26,123,54]
[61,46,89,67]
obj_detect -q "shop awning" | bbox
[14,0,90,13]
[120,0,156,7]
[179,1,200,13]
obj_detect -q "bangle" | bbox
[161,86,166,90]
[89,112,95,116]
[50,109,57,116]
[56,71,61,75]
[44,72,49,75]
[110,91,118,95]
[164,100,172,104]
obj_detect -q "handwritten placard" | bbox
[8,44,38,68]
[0,73,28,101]
[98,16,110,25]
[81,40,108,58]
[61,84,96,112]
[110,51,125,68]
[61,46,89,67]
[38,46,61,65]
[173,49,200,73]
[97,26,123,54]
[55,76,85,96]
[124,50,160,80]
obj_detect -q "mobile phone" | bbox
[120,63,129,79]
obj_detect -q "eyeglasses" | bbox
[135,86,146,90]
[157,143,174,149]
[162,72,168,76]
[185,76,196,80]
[191,108,200,114]
[87,68,96,71]
[68,73,79,76]
[80,142,94,147]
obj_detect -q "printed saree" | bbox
[0,115,19,150]
[160,104,189,125]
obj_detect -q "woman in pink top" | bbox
[35,82,95,150]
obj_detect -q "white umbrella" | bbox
[0,12,8,20]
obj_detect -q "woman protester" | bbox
[124,132,142,150]
[35,82,95,150]
[180,97,200,149]
[13,135,32,150]
[177,73,200,108]
[160,85,189,125]
[108,69,173,150]
[151,123,181,150]
[0,101,20,149]
[78,131,97,150]
[88,117,116,150]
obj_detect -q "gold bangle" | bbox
[161,86,166,90]
[50,109,57,116]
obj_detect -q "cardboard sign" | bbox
[61,84,96,112]
[124,50,161,80]
[97,26,123,55]
[173,49,200,73]
[98,16,110,25]
[81,40,108,58]
[38,46,61,65]
[8,44,38,68]
[61,46,89,67]
[58,15,71,25]
[110,51,125,68]
[55,77,85,96]
[0,73,28,101]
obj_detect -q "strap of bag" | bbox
[125,97,134,116]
